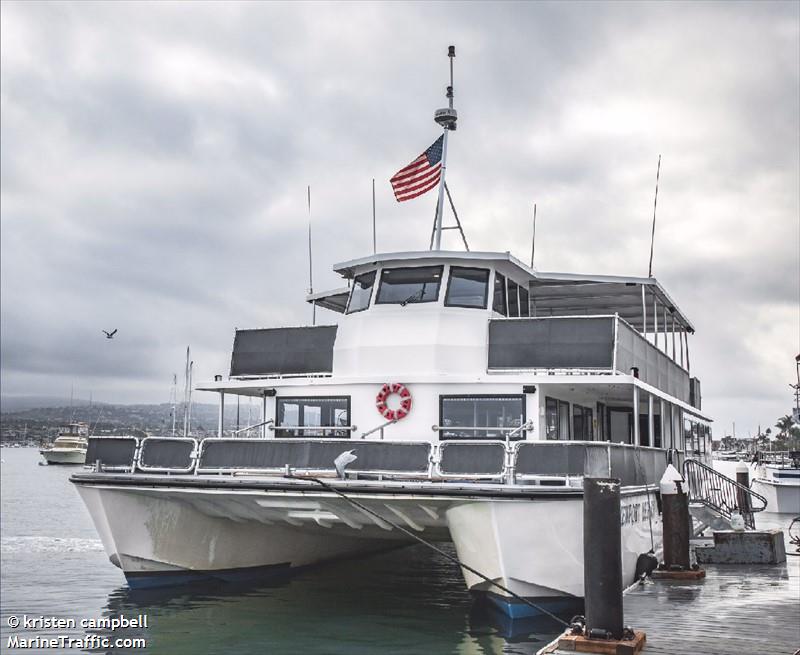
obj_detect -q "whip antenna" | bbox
[647,155,661,278]
[307,185,316,325]
[530,203,537,268]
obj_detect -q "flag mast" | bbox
[432,46,458,251]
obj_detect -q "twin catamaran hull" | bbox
[73,475,660,617]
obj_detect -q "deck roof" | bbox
[315,250,693,332]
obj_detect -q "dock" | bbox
[540,528,800,654]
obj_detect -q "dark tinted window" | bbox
[492,273,507,315]
[519,286,530,317]
[545,397,571,440]
[376,266,443,305]
[508,280,520,317]
[276,397,350,438]
[573,404,593,441]
[445,267,490,308]
[440,395,525,440]
[346,271,376,314]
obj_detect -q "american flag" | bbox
[390,135,444,202]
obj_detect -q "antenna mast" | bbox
[530,203,537,268]
[432,46,457,251]
[372,178,377,254]
[647,155,661,278]
[307,185,316,325]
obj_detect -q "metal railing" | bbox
[86,435,676,488]
[682,458,767,529]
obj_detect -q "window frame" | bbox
[519,285,530,317]
[274,395,352,438]
[572,403,594,441]
[439,393,526,441]
[545,396,572,440]
[345,270,377,314]
[444,266,491,309]
[492,272,508,316]
[507,279,520,317]
[375,265,444,306]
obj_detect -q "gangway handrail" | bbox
[682,458,767,529]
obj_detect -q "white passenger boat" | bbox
[71,49,717,618]
[751,451,800,515]
[40,422,88,465]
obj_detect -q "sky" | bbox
[1,1,798,437]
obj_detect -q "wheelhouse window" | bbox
[519,285,530,317]
[507,280,520,317]
[440,395,525,440]
[346,271,376,314]
[376,266,443,305]
[492,272,507,316]
[275,397,350,438]
[445,266,490,308]
[573,404,594,441]
[545,397,571,440]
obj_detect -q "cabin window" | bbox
[275,396,350,438]
[439,395,525,440]
[608,407,633,444]
[519,285,530,317]
[573,404,594,441]
[346,271,376,314]
[376,266,443,305]
[545,397,571,440]
[507,280,520,317]
[492,272,507,316]
[445,266,490,308]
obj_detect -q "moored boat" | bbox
[71,47,717,618]
[40,422,88,465]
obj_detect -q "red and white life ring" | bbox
[375,383,412,421]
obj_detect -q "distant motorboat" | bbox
[40,423,89,465]
[751,451,800,514]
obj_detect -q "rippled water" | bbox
[0,448,563,654]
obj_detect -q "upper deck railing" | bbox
[488,315,691,403]
[85,436,677,488]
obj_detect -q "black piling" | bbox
[661,477,691,570]
[735,462,752,522]
[583,477,623,640]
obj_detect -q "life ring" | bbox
[375,383,412,421]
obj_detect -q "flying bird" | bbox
[334,449,358,479]
[102,329,118,339]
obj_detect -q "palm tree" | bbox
[775,415,794,438]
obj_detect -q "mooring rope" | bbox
[286,474,570,627]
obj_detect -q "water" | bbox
[0,448,562,654]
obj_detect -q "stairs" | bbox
[682,459,767,531]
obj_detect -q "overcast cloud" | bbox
[1,1,798,437]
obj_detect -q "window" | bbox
[573,404,594,441]
[608,408,633,444]
[445,267,490,308]
[545,397,571,440]
[492,272,507,315]
[519,286,530,317]
[346,271,376,314]
[275,397,350,438]
[508,280,520,317]
[440,395,525,440]
[376,266,443,305]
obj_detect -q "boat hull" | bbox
[751,478,800,515]
[73,477,660,615]
[40,449,87,465]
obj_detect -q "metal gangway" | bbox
[682,458,767,530]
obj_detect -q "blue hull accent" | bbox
[125,563,292,590]
[481,591,584,620]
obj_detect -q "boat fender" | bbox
[376,383,413,421]
[634,550,658,580]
